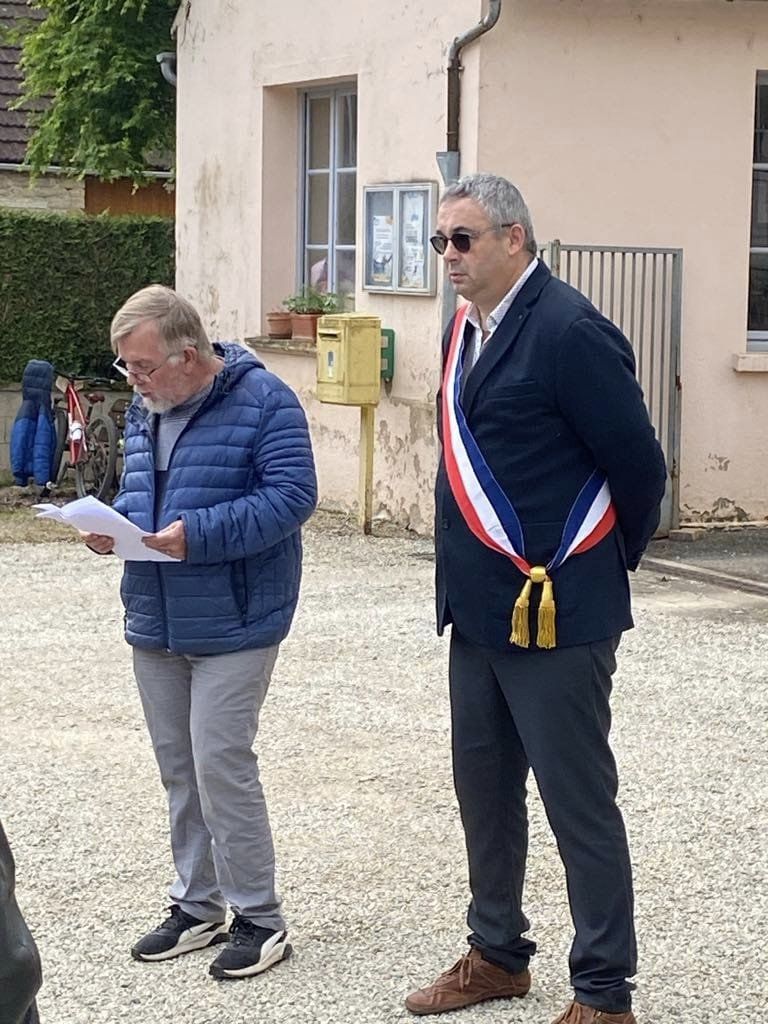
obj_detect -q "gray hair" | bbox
[110,284,213,357]
[441,173,538,256]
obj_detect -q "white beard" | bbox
[136,391,175,414]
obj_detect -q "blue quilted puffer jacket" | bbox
[10,360,56,487]
[112,342,317,655]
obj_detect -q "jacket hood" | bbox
[215,341,266,387]
[21,359,54,401]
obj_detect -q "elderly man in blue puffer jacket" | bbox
[81,284,316,982]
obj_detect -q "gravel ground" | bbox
[648,526,768,584]
[0,513,766,1024]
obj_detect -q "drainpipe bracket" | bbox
[436,152,461,185]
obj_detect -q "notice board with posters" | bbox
[362,182,437,295]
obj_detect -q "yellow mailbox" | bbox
[316,313,381,406]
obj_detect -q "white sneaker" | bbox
[131,905,228,962]
[209,916,292,979]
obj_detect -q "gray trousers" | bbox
[449,630,636,1013]
[133,645,284,930]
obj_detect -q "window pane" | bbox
[306,248,329,291]
[307,173,329,245]
[336,249,356,302]
[748,251,768,331]
[337,93,357,168]
[751,169,768,246]
[308,97,331,169]
[336,171,356,245]
[301,88,357,294]
[755,82,768,162]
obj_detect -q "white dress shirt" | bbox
[466,257,539,367]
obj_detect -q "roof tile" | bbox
[0,2,46,163]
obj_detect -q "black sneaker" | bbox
[209,915,292,979]
[131,905,229,962]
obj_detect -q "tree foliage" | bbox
[7,0,177,182]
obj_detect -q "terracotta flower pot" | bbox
[290,312,322,341]
[266,311,292,339]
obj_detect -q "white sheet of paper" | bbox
[33,496,179,562]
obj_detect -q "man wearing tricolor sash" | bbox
[405,175,666,1024]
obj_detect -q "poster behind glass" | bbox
[365,190,395,290]
[399,189,428,291]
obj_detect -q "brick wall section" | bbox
[0,386,21,472]
[0,169,84,212]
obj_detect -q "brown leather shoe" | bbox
[552,1001,637,1024]
[405,947,530,1015]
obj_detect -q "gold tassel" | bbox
[510,577,532,648]
[537,575,556,649]
[510,566,557,650]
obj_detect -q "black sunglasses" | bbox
[429,223,515,255]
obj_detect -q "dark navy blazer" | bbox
[435,261,667,651]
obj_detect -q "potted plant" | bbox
[283,288,340,341]
[265,307,292,339]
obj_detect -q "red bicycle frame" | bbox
[56,374,104,466]
[51,371,120,502]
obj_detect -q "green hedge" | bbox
[0,209,174,382]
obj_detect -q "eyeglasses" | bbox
[112,351,175,386]
[429,223,516,255]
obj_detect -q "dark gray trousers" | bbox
[449,629,636,1012]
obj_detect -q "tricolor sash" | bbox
[441,304,617,648]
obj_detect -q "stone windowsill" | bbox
[245,335,316,356]
[732,352,768,373]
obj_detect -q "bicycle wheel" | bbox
[51,406,69,484]
[75,414,119,501]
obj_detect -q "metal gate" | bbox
[541,241,683,534]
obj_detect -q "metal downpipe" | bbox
[446,0,502,157]
[438,1,503,335]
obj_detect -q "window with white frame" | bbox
[749,72,768,352]
[301,86,357,303]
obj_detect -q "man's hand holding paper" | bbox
[34,495,179,562]
[81,531,116,555]
[142,520,187,561]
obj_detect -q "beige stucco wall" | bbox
[0,169,84,212]
[477,0,768,522]
[174,0,480,531]
[175,0,768,529]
